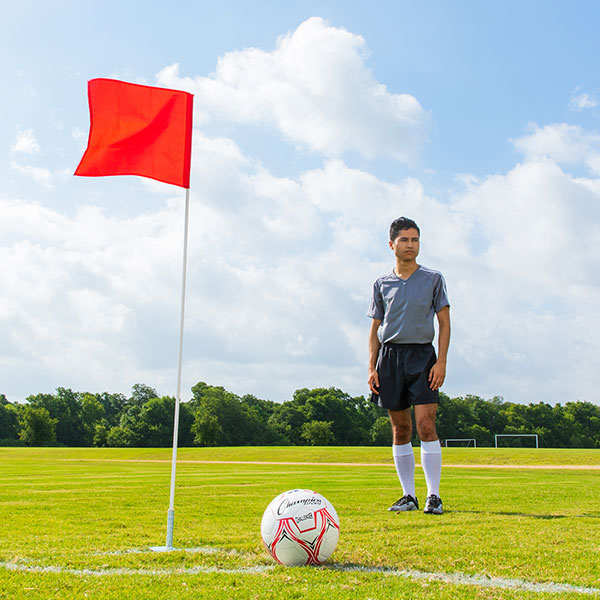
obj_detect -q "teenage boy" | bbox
[367,217,450,514]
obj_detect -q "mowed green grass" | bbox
[1,447,599,599]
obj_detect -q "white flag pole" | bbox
[152,187,190,551]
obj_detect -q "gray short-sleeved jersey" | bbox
[367,266,449,344]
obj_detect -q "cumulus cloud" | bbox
[10,162,71,188]
[10,127,72,187]
[512,123,600,175]
[0,195,186,397]
[0,124,447,402]
[156,17,429,163]
[3,118,600,406]
[11,128,41,155]
[2,19,599,408]
[72,127,88,145]
[450,157,600,401]
[569,90,597,111]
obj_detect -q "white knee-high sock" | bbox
[392,443,416,498]
[420,440,442,497]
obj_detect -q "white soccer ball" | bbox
[261,489,340,566]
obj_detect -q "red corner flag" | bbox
[75,78,193,188]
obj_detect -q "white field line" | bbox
[59,458,600,470]
[1,559,599,595]
[0,561,270,576]
[94,546,241,557]
[329,564,600,596]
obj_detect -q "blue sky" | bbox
[2,1,600,406]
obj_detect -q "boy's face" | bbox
[389,227,420,261]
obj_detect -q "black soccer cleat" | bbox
[388,494,419,512]
[423,494,443,514]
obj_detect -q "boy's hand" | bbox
[429,361,446,390]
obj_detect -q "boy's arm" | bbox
[368,319,382,394]
[429,306,450,390]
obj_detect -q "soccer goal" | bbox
[494,434,539,448]
[444,438,477,447]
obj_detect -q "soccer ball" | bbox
[261,489,340,566]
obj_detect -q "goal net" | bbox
[494,434,539,448]
[443,438,477,447]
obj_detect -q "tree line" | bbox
[1,383,599,448]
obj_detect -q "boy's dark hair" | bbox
[389,217,420,241]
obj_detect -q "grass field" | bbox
[1,447,599,599]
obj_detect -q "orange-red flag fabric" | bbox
[75,78,193,188]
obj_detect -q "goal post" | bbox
[494,434,539,448]
[443,438,477,447]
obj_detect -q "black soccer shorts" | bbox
[371,342,438,410]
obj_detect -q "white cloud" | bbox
[2,18,599,409]
[1,126,446,402]
[0,195,185,397]
[156,17,429,163]
[72,127,87,143]
[3,120,600,406]
[512,123,600,175]
[11,128,41,155]
[10,162,71,188]
[447,139,600,404]
[569,90,597,111]
[285,335,317,357]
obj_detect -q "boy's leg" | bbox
[415,404,443,513]
[389,407,412,445]
[388,409,418,510]
[414,403,438,442]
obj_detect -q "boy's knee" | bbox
[392,425,412,445]
[389,416,412,445]
[416,416,437,442]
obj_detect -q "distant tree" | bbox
[80,393,105,446]
[296,388,364,445]
[135,396,195,447]
[189,383,250,446]
[130,383,158,406]
[301,420,334,446]
[106,424,138,447]
[0,397,20,441]
[192,413,222,447]
[102,394,193,448]
[26,388,87,446]
[268,399,307,445]
[239,399,288,445]
[562,401,600,448]
[464,424,492,446]
[106,404,143,447]
[370,416,392,446]
[93,420,110,447]
[467,395,508,439]
[189,383,286,446]
[95,392,127,427]
[18,406,57,446]
[10,381,600,449]
[437,394,507,447]
[500,402,531,435]
[271,387,374,446]
[140,397,175,446]
[176,401,195,447]
[348,394,388,441]
[240,394,279,423]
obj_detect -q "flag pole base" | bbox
[150,507,176,552]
